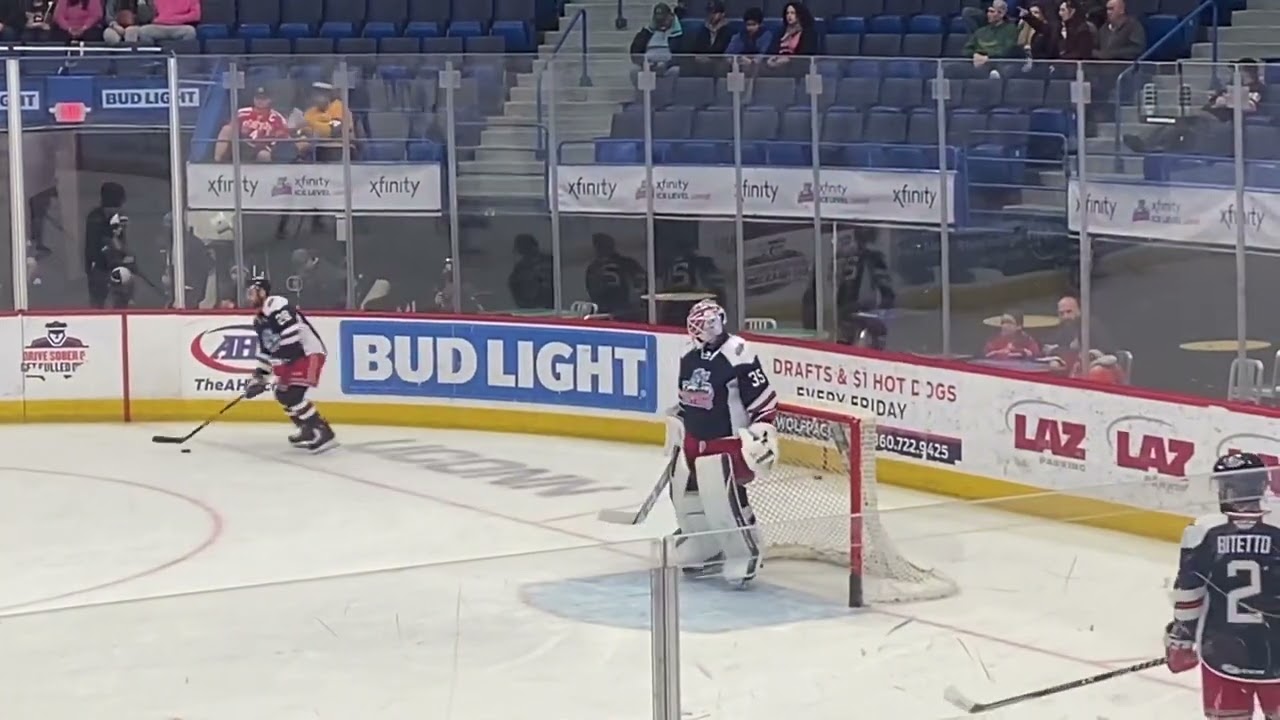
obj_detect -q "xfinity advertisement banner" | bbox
[555,165,956,225]
[1067,178,1280,250]
[186,163,443,214]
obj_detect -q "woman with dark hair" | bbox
[764,2,817,77]
[1021,0,1093,63]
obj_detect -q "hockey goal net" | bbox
[749,403,959,607]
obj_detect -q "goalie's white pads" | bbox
[737,422,778,474]
[664,406,684,455]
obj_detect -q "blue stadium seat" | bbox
[751,77,797,110]
[379,36,421,54]
[835,76,879,109]
[673,76,714,108]
[959,77,1002,110]
[884,58,926,78]
[447,20,485,38]
[895,0,924,15]
[922,0,959,15]
[830,16,864,35]
[846,58,880,77]
[408,141,445,162]
[868,15,904,34]
[907,108,938,145]
[844,0,885,17]
[876,77,924,110]
[363,22,400,38]
[293,36,335,56]
[999,77,1045,111]
[943,33,967,56]
[249,37,292,54]
[405,21,443,37]
[452,0,494,27]
[277,0,321,38]
[947,16,968,34]
[198,0,236,38]
[909,13,945,33]
[826,34,860,56]
[409,0,451,32]
[321,0,364,37]
[902,33,942,58]
[367,0,408,28]
[422,36,464,54]
[204,37,248,56]
[492,0,535,51]
[862,34,901,56]
[947,108,987,146]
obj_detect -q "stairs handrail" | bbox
[1111,0,1219,164]
[535,8,594,155]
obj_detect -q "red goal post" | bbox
[754,403,960,607]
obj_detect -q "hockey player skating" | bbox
[1167,452,1280,719]
[669,299,779,588]
[244,276,338,452]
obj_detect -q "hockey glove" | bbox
[1164,620,1198,673]
[737,422,778,475]
[244,372,270,400]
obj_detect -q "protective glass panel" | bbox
[22,51,175,310]
[4,539,661,718]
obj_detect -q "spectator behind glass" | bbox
[1095,0,1144,63]
[215,86,291,162]
[1124,58,1263,154]
[20,0,56,41]
[292,82,357,162]
[983,311,1041,358]
[585,232,647,321]
[1016,3,1056,69]
[1025,0,1094,61]
[507,234,554,309]
[106,0,198,44]
[0,0,22,40]
[54,0,106,42]
[960,0,1019,77]
[630,2,684,78]
[103,0,140,45]
[764,2,816,77]
[726,7,774,68]
[682,0,733,77]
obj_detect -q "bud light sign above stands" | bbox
[339,320,659,413]
[555,165,961,225]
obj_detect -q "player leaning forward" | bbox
[243,277,338,452]
[669,299,779,588]
[1167,452,1280,719]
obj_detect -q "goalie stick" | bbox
[597,447,681,525]
[151,394,245,444]
[942,657,1165,714]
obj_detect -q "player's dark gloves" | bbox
[244,373,269,399]
[1164,620,1197,673]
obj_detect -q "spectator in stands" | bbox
[290,248,347,309]
[293,82,357,162]
[53,0,106,43]
[630,3,684,79]
[214,87,290,162]
[105,0,198,44]
[1016,2,1057,71]
[1124,58,1263,153]
[763,2,816,77]
[726,7,774,66]
[682,0,733,77]
[19,0,55,42]
[983,311,1041,358]
[802,229,895,345]
[1051,0,1095,60]
[958,0,1019,78]
[0,0,23,40]
[1092,0,1145,116]
[103,0,140,45]
[507,233,554,309]
[585,232,647,321]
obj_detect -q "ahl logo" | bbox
[190,324,261,392]
[1107,414,1194,481]
[22,320,88,380]
[1006,400,1085,471]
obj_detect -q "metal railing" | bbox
[534,7,593,155]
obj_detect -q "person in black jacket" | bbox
[84,181,127,309]
[630,2,685,78]
[681,0,734,78]
[585,233,646,321]
[507,234,554,309]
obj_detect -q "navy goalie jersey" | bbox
[677,334,777,441]
[1173,512,1280,681]
[252,295,326,373]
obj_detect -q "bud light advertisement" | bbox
[339,320,658,413]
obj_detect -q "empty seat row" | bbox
[201,34,506,56]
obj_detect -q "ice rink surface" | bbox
[0,422,1205,719]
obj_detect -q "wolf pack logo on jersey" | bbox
[679,367,715,409]
[22,320,88,380]
[189,324,262,392]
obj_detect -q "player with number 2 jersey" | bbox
[1167,452,1280,719]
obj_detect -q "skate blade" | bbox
[308,440,340,455]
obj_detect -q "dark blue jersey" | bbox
[1173,512,1280,682]
[677,334,777,441]
[252,295,325,373]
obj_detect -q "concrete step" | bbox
[1242,0,1280,11]
[1031,168,1067,189]
[1191,42,1280,59]
[539,44,631,59]
[1213,25,1280,44]
[502,99,623,119]
[457,173,547,199]
[1231,9,1280,23]
[560,144,597,163]
[480,123,607,148]
[544,29,635,46]
[1084,154,1144,174]
[507,83,635,103]
[459,159,545,175]
[475,147,543,162]
[1019,187,1066,207]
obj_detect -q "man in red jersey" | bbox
[214,86,290,162]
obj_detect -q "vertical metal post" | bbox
[225,64,246,305]
[806,60,824,333]
[728,59,746,328]
[336,62,356,310]
[649,536,681,720]
[6,58,27,311]
[932,62,952,356]
[1232,63,1247,362]
[441,61,463,313]
[639,68,657,324]
[1073,63,1092,366]
[166,55,186,308]
[547,58,564,312]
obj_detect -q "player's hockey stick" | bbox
[151,394,245,444]
[942,657,1165,714]
[597,447,680,525]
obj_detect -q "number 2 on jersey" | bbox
[1227,559,1264,624]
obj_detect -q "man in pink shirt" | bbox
[106,0,197,44]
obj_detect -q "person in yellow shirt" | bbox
[294,82,357,161]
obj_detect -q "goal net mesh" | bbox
[749,404,959,604]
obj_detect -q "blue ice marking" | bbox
[520,571,853,633]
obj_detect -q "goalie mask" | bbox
[687,299,726,348]
[1214,452,1270,515]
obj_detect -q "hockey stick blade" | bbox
[149,394,245,445]
[151,435,187,444]
[596,448,681,526]
[943,658,1165,714]
[597,508,643,524]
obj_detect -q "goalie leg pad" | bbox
[692,454,762,587]
[670,459,721,571]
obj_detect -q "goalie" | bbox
[669,299,778,588]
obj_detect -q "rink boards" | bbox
[4,309,1278,541]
